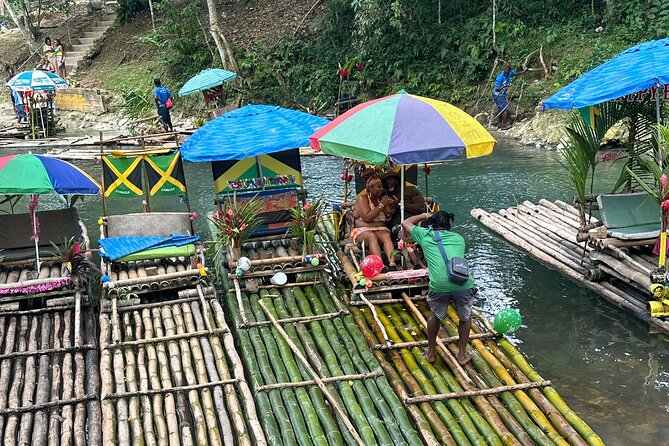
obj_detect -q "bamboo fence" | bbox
[99,285,266,445]
[471,199,669,334]
[0,303,101,445]
[225,283,425,446]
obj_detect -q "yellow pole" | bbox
[659,231,667,268]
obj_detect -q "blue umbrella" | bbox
[6,69,69,92]
[543,38,669,110]
[178,68,237,97]
[181,104,329,162]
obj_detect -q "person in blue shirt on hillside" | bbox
[153,78,174,132]
[403,210,477,366]
[493,65,522,130]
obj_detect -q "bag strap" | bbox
[433,230,449,265]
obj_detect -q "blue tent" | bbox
[181,104,329,162]
[543,38,669,110]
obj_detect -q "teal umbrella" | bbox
[178,68,237,97]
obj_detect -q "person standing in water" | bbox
[402,211,477,365]
[153,78,174,132]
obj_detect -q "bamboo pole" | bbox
[257,299,367,446]
[14,316,39,446]
[99,312,116,445]
[122,312,146,446]
[0,317,17,438]
[405,381,552,403]
[29,313,52,446]
[106,328,228,348]
[254,369,384,392]
[60,310,74,446]
[47,312,63,446]
[158,306,195,445]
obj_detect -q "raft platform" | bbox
[471,199,669,335]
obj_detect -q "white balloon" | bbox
[237,256,252,272]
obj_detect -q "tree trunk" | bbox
[205,0,239,75]
[1,0,38,54]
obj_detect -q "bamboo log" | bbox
[405,381,552,403]
[0,317,18,437]
[104,269,200,290]
[107,328,227,348]
[188,303,241,446]
[99,312,116,445]
[157,306,195,445]
[47,312,62,446]
[29,314,52,446]
[60,311,74,446]
[257,298,367,446]
[171,304,221,446]
[14,316,39,446]
[112,314,130,446]
[141,308,178,446]
[120,313,144,446]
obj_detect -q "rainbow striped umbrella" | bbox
[0,154,100,195]
[310,90,495,165]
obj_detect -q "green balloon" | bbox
[493,308,522,334]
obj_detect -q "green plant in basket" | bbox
[288,197,325,256]
[49,236,100,287]
[209,193,264,262]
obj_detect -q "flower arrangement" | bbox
[209,193,264,260]
[288,197,325,256]
[49,236,100,286]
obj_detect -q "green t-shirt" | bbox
[411,226,475,293]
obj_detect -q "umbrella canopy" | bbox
[178,68,237,97]
[0,154,100,195]
[6,69,69,92]
[543,38,669,110]
[310,90,495,165]
[182,104,329,162]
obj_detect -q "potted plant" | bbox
[209,193,264,262]
[288,197,325,256]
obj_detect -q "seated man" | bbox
[382,171,426,228]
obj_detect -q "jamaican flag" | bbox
[578,104,602,130]
[102,156,144,197]
[144,151,187,196]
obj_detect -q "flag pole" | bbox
[99,131,108,217]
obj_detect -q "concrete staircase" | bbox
[65,12,117,75]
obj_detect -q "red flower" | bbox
[356,62,362,72]
[227,208,233,217]
[303,201,312,210]
[241,223,248,230]
[662,199,669,212]
[342,68,349,78]
[423,165,431,175]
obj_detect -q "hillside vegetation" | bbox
[81,0,669,118]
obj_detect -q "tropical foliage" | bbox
[288,198,326,255]
[209,193,264,250]
[48,236,100,287]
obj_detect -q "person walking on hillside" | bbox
[493,65,522,130]
[153,78,174,132]
[402,211,477,366]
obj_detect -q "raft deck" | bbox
[471,199,669,334]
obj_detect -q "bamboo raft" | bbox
[0,291,101,444]
[471,199,669,334]
[99,285,265,445]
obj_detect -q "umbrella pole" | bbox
[656,90,662,169]
[32,198,41,272]
[400,166,405,224]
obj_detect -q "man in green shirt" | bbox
[402,211,476,365]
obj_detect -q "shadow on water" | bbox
[4,138,669,443]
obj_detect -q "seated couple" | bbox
[350,172,426,271]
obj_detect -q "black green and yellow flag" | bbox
[102,156,144,197]
[578,105,602,130]
[144,151,187,196]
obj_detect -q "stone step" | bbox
[71,45,90,54]
[82,31,105,39]
[67,51,86,59]
[91,26,109,33]
[77,37,96,45]
[95,20,115,28]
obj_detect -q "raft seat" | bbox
[597,192,661,240]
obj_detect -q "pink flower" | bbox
[303,202,312,210]
[241,223,248,230]
[662,174,668,194]
[227,208,234,217]
[73,243,81,255]
[397,239,405,250]
[662,199,669,212]
[356,62,362,72]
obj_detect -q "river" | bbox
[4,137,669,444]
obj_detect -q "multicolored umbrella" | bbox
[310,90,495,165]
[5,69,69,92]
[0,154,100,195]
[178,68,237,97]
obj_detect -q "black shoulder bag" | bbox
[433,230,470,284]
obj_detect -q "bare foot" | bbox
[457,353,472,366]
[425,349,436,364]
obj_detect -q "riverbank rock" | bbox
[502,108,569,149]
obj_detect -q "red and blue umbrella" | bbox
[0,154,100,195]
[310,90,495,165]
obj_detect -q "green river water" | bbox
[5,137,669,444]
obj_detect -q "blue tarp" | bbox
[181,104,329,162]
[98,234,200,261]
[543,38,669,110]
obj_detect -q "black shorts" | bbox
[427,288,477,321]
[158,107,172,127]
